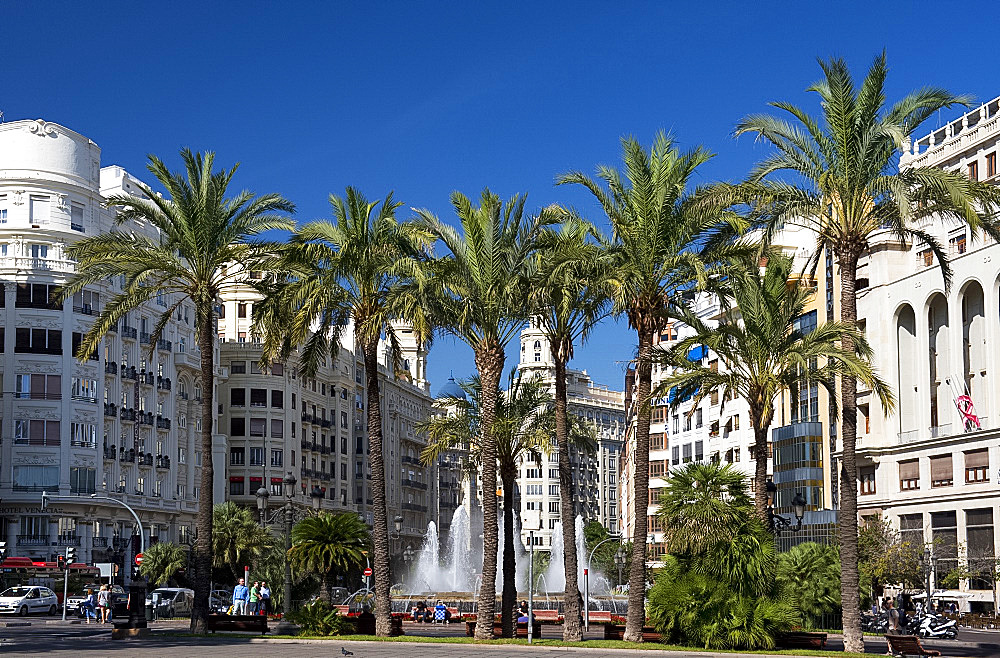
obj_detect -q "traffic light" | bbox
[57,554,65,570]
[65,547,76,565]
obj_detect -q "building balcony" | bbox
[319,445,330,455]
[121,326,137,340]
[107,323,118,334]
[139,371,155,385]
[104,446,117,461]
[92,537,109,549]
[139,331,152,345]
[121,365,138,380]
[156,339,172,352]
[156,416,171,430]
[104,403,118,417]
[16,535,48,546]
[156,455,171,469]
[70,438,97,448]
[120,407,137,422]
[104,361,118,375]
[138,453,154,467]
[138,412,154,426]
[13,436,60,447]
[401,455,422,466]
[157,376,172,391]
[402,479,428,491]
[120,448,137,463]
[73,304,97,316]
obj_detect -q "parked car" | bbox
[210,589,230,614]
[146,587,194,618]
[0,586,59,616]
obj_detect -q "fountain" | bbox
[541,515,591,593]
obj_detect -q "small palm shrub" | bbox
[777,542,841,629]
[289,600,352,636]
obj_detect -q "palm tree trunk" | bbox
[362,340,393,637]
[190,312,216,633]
[752,422,770,524]
[837,249,864,654]
[624,324,653,642]
[554,353,583,641]
[321,574,332,605]
[474,343,503,640]
[501,469,516,638]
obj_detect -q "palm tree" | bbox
[420,371,595,636]
[731,53,1000,651]
[412,190,552,639]
[60,149,294,632]
[212,501,274,582]
[653,253,894,521]
[253,187,430,636]
[529,218,610,640]
[139,542,188,587]
[558,134,739,641]
[288,512,370,604]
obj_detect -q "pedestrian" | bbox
[249,581,261,615]
[232,578,249,615]
[259,581,271,616]
[884,597,901,635]
[81,588,96,623]
[97,585,111,623]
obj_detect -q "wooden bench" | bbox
[205,614,268,635]
[588,611,612,624]
[533,609,562,624]
[603,624,661,641]
[778,631,828,649]
[885,634,942,657]
[333,605,350,616]
[464,620,540,638]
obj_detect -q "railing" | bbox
[73,304,96,315]
[120,450,136,463]
[156,339,172,352]
[13,436,60,446]
[70,222,85,233]
[104,446,117,460]
[107,323,118,333]
[121,326,137,339]
[138,453,154,466]
[139,331,152,344]
[104,361,118,374]
[139,412,154,426]
[92,537,109,548]
[401,455,422,465]
[140,371,155,385]
[3,256,75,272]
[121,365,138,380]
[120,407,136,422]
[70,438,97,448]
[157,377,172,390]
[156,455,171,469]
[402,479,428,490]
[17,535,49,546]
[156,416,171,430]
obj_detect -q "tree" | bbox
[649,463,798,649]
[732,53,1000,651]
[139,542,187,587]
[858,515,923,604]
[558,134,739,641]
[419,370,594,636]
[413,190,552,639]
[776,542,841,629]
[529,218,611,640]
[253,187,430,636]
[288,512,369,604]
[60,149,294,632]
[212,502,274,582]
[583,520,632,588]
[653,253,893,521]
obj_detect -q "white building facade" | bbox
[0,119,202,567]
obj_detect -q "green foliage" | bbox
[212,502,274,582]
[858,515,923,601]
[648,463,799,649]
[777,542,841,629]
[288,600,352,636]
[139,542,188,587]
[288,512,369,602]
[582,521,631,586]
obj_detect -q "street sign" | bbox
[363,567,372,577]
[134,553,144,566]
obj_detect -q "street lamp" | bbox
[282,474,297,619]
[765,482,806,534]
[255,486,270,526]
[390,515,403,539]
[309,486,324,512]
[585,534,621,631]
[521,509,541,644]
[402,544,415,580]
[921,548,938,612]
[614,546,627,588]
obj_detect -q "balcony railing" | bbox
[156,455,171,469]
[156,416,171,430]
[92,537,109,548]
[139,331,152,344]
[121,326,137,339]
[17,535,48,546]
[13,436,60,447]
[139,412,154,426]
[157,377,172,391]
[70,438,97,448]
[121,365,138,380]
[104,403,118,417]
[156,339,172,352]
[73,304,96,315]
[140,371,156,385]
[120,407,137,422]
[104,446,117,460]
[138,453,154,467]
[120,449,137,463]
[104,361,118,375]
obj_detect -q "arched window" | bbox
[961,281,987,416]
[927,294,949,430]
[533,341,541,350]
[896,304,917,436]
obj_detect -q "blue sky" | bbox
[6,1,1000,393]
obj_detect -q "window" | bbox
[0,194,6,223]
[271,449,283,467]
[229,478,245,496]
[70,467,96,494]
[930,454,953,487]
[16,283,60,310]
[694,440,703,461]
[250,418,266,437]
[524,484,542,496]
[965,449,989,483]
[549,501,560,513]
[672,414,679,434]
[230,417,246,436]
[217,304,225,319]
[16,373,61,399]
[238,331,247,343]
[15,328,61,354]
[237,302,247,318]
[250,388,267,407]
[988,152,997,178]
[249,447,264,466]
[525,468,541,479]
[950,233,967,255]
[230,361,246,374]
[548,484,559,496]
[29,194,49,224]
[178,447,187,464]
[967,508,995,590]
[694,408,703,429]
[649,460,665,477]
[230,447,245,465]
[968,160,979,181]
[270,418,283,438]
[72,290,100,314]
[12,465,58,492]
[684,414,692,432]
[230,388,246,407]
[271,362,284,376]
[15,419,60,446]
[919,248,934,267]
[671,445,680,466]
[70,422,97,447]
[682,443,693,463]
[271,390,283,408]
[931,511,958,578]
[898,459,918,491]
[859,465,876,495]
[650,433,665,450]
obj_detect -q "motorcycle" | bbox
[917,613,958,640]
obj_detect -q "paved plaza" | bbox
[1,620,998,658]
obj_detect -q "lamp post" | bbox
[614,546,627,589]
[585,534,621,631]
[255,486,270,526]
[520,509,541,644]
[402,545,415,581]
[765,482,806,534]
[921,548,938,612]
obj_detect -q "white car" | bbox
[146,587,194,618]
[0,586,60,616]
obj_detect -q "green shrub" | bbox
[288,600,352,636]
[776,542,841,629]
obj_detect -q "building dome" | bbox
[435,376,467,400]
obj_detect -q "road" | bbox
[1,620,998,657]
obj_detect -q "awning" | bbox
[229,476,244,482]
[965,449,989,468]
[899,459,919,480]
[270,477,284,484]
[687,345,707,361]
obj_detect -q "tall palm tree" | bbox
[253,187,431,636]
[731,53,1000,651]
[412,190,552,639]
[653,253,894,521]
[558,134,739,641]
[288,512,370,603]
[529,218,611,640]
[60,149,294,632]
[419,371,595,636]
[212,501,274,582]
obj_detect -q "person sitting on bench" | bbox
[412,600,431,622]
[434,600,450,623]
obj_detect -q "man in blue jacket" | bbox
[232,578,249,615]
